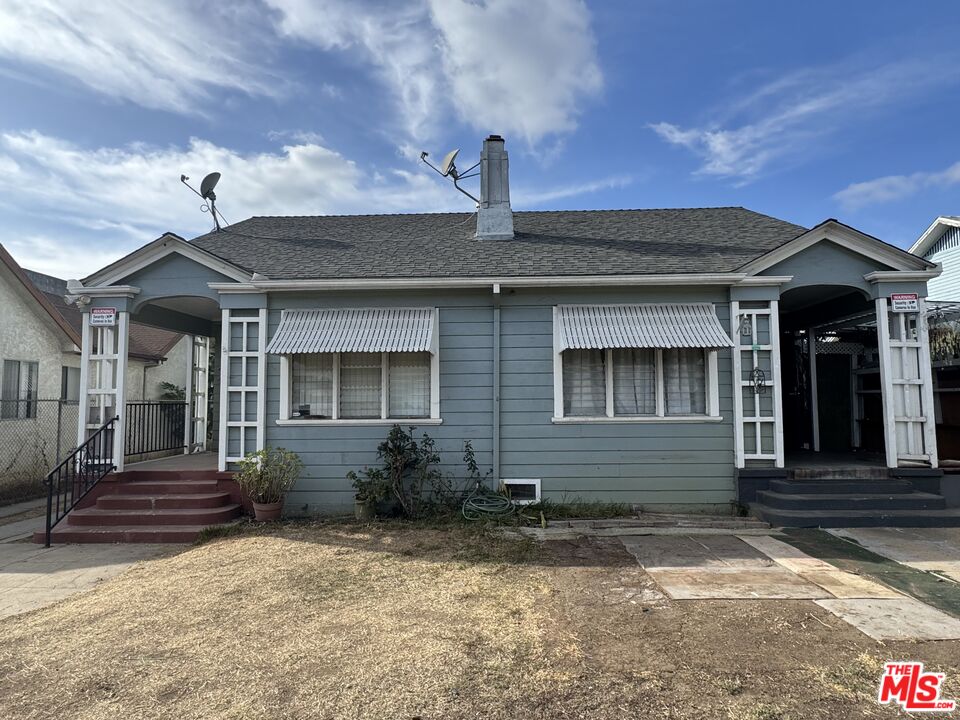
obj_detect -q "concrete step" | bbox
[756,490,946,511]
[116,481,221,495]
[96,492,233,510]
[769,479,915,495]
[750,505,960,528]
[788,467,891,481]
[67,505,241,526]
[35,524,220,544]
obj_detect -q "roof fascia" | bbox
[83,233,252,287]
[209,272,764,293]
[908,216,960,256]
[739,220,933,275]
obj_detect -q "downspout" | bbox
[492,284,501,484]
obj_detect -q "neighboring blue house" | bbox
[65,135,948,522]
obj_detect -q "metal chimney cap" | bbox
[486,134,504,142]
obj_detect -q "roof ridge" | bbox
[240,206,753,221]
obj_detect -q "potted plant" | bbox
[347,467,388,521]
[234,447,303,521]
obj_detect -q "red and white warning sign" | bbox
[89,307,117,326]
[890,293,919,312]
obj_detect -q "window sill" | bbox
[276,418,443,427]
[551,415,724,424]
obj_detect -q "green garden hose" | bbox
[461,483,515,521]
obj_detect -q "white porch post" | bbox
[917,298,939,468]
[113,311,129,472]
[808,327,820,452]
[875,297,899,468]
[771,301,785,468]
[76,319,92,448]
[218,310,229,472]
[183,334,194,454]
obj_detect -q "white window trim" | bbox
[552,306,721,423]
[279,311,440,425]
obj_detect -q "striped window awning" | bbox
[556,304,734,351]
[266,308,435,354]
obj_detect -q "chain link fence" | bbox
[0,399,79,506]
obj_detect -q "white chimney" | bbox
[476,134,514,240]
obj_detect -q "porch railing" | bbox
[124,401,187,458]
[44,416,117,547]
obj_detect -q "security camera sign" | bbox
[890,293,919,312]
[89,307,116,326]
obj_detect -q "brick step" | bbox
[116,481,221,495]
[67,505,241,527]
[35,524,222,544]
[750,505,960,528]
[114,470,232,482]
[769,479,915,495]
[756,490,946,512]
[96,492,232,510]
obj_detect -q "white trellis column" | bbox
[218,308,266,471]
[76,307,130,472]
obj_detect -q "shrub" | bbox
[234,447,303,504]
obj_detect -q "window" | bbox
[557,347,717,420]
[285,351,435,421]
[61,366,81,403]
[1,360,39,420]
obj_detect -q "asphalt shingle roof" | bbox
[189,207,807,280]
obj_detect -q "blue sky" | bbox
[1,1,959,277]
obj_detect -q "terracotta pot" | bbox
[252,500,284,522]
[354,498,375,521]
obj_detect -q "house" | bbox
[0,243,192,501]
[52,134,960,532]
[909,217,960,467]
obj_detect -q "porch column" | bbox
[875,297,899,468]
[218,306,267,471]
[75,306,130,472]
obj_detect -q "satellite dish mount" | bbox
[420,148,480,205]
[180,171,227,231]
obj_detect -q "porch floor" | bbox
[124,452,219,472]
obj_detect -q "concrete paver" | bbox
[621,534,830,599]
[740,535,901,599]
[829,527,960,583]
[814,597,960,641]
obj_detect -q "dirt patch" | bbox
[0,524,957,719]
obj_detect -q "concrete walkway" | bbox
[0,542,174,620]
[829,527,960,583]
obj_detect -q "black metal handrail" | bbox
[125,401,187,458]
[44,416,117,547]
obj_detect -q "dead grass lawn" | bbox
[0,523,958,719]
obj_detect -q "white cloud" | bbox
[834,161,960,211]
[0,130,462,274]
[0,0,280,113]
[265,0,602,146]
[0,130,630,276]
[652,59,960,183]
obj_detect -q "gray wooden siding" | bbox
[925,227,960,301]
[260,287,737,513]
[265,291,493,513]
[498,290,734,507]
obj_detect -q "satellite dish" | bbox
[199,172,221,199]
[439,149,459,177]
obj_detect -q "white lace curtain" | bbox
[664,348,706,415]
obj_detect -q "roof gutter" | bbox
[209,273,794,293]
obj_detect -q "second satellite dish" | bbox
[439,149,459,178]
[200,172,221,200]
